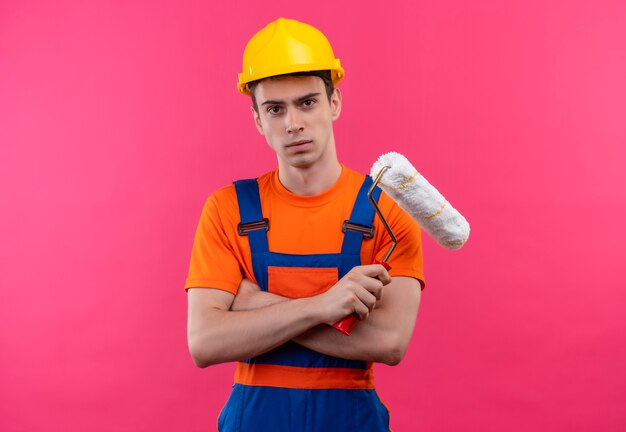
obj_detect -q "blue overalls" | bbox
[217,176,390,432]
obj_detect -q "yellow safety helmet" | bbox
[237,18,345,96]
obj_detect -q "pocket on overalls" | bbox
[352,390,391,431]
[217,384,244,432]
[267,266,338,298]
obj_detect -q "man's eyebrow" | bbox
[261,99,284,106]
[260,92,322,106]
[294,92,321,103]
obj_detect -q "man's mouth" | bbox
[285,140,312,148]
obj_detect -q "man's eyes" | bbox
[266,100,316,115]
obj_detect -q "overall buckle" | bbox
[238,218,270,236]
[342,221,374,239]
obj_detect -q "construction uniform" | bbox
[185,166,425,431]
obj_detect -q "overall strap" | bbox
[234,179,269,289]
[341,175,382,256]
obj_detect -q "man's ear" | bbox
[330,88,342,121]
[251,106,264,135]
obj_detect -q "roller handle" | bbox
[331,259,392,336]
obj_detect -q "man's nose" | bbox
[285,109,304,134]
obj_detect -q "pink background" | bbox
[1,0,625,431]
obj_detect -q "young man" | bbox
[185,18,425,431]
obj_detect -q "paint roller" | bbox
[332,151,470,335]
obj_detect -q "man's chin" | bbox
[284,154,316,169]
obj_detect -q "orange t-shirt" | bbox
[185,165,425,294]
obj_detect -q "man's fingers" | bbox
[353,264,392,285]
[358,278,383,301]
[353,301,370,320]
[354,289,377,312]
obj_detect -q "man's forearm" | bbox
[230,282,289,311]
[296,277,421,365]
[189,291,324,367]
[189,266,390,367]
[293,305,410,365]
[231,277,421,365]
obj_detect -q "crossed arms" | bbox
[187,264,422,368]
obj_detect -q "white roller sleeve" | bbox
[370,152,470,250]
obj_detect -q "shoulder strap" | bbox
[233,179,269,255]
[341,175,382,256]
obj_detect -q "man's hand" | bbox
[231,264,391,322]
[295,276,421,365]
[314,264,391,324]
[188,265,415,367]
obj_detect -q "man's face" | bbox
[252,75,342,170]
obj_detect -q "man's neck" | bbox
[277,160,342,196]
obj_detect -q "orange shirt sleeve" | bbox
[184,191,243,295]
[376,192,426,290]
